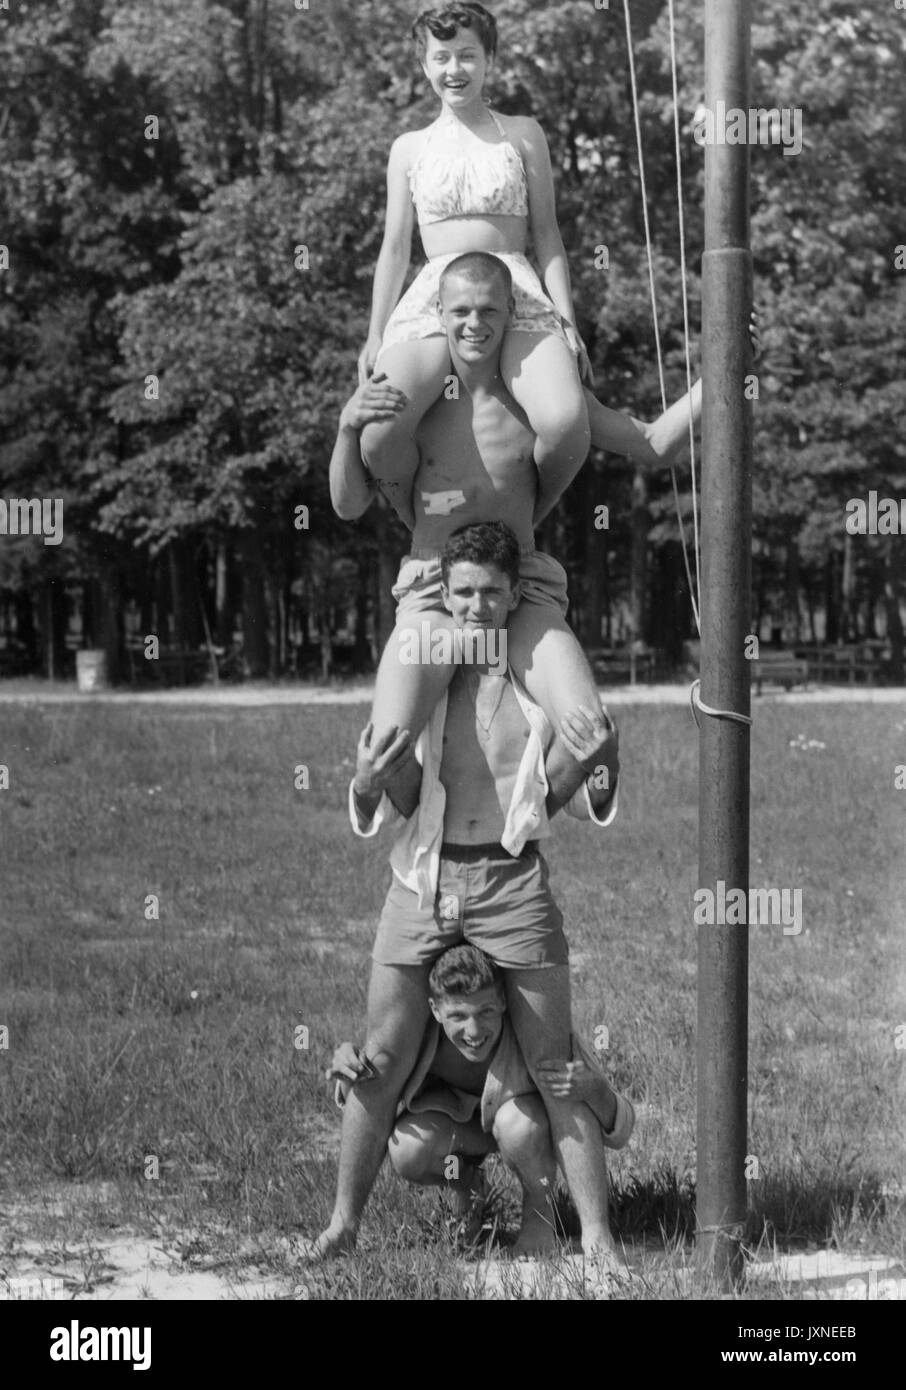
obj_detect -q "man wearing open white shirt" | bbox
[304,521,626,1266]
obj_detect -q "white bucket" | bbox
[76,648,109,692]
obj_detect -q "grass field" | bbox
[1,699,904,1300]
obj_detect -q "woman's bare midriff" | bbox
[420,213,529,260]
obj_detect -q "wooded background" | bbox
[1,0,904,681]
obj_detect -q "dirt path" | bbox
[5,1232,902,1302]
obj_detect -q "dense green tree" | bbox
[1,0,903,679]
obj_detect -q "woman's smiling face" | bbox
[421,28,492,109]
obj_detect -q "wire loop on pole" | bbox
[689,679,753,730]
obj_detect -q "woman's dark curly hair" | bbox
[412,4,498,61]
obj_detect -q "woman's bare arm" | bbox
[360,134,418,379]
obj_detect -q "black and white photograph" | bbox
[1,0,904,1339]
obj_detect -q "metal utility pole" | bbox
[697,0,753,1287]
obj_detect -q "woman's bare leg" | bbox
[584,378,702,468]
[640,377,702,465]
[371,608,458,746]
[502,332,591,514]
[507,601,599,732]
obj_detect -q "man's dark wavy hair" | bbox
[429,943,503,1000]
[412,4,498,61]
[440,521,520,590]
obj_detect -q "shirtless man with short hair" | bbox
[330,251,701,799]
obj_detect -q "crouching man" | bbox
[329,943,634,1256]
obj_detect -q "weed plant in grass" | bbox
[0,701,903,1297]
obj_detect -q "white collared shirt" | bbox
[348,670,619,909]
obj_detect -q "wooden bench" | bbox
[126,642,212,687]
[590,647,657,685]
[0,641,35,676]
[752,651,810,693]
[794,645,886,685]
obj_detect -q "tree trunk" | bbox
[630,466,649,643]
[866,561,884,640]
[214,541,231,646]
[784,537,800,644]
[154,555,171,643]
[168,539,204,648]
[139,561,155,638]
[41,580,68,680]
[267,569,282,678]
[840,531,855,641]
[318,600,332,681]
[240,532,270,677]
[83,576,97,647]
[651,540,686,669]
[96,563,123,685]
[754,546,766,641]
[15,590,38,667]
[804,578,817,644]
[824,549,839,644]
[883,535,905,683]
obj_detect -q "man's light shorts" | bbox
[392,548,569,620]
[372,842,568,971]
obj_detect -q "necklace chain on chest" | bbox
[467,672,507,737]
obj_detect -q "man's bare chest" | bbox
[441,675,532,784]
[417,392,534,486]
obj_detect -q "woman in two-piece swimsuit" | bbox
[358,5,593,506]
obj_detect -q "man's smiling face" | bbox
[437,271,514,369]
[430,984,506,1064]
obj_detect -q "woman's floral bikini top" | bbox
[407,110,529,228]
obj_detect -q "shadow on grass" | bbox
[612,1167,900,1252]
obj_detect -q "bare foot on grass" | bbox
[290,1225,356,1264]
[511,1210,560,1259]
[577,1240,635,1292]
